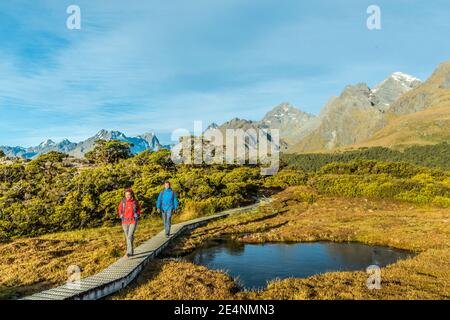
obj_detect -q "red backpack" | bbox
[120,199,138,220]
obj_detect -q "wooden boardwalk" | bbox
[22,201,264,300]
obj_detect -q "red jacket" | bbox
[118,199,141,225]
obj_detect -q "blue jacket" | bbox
[156,188,178,211]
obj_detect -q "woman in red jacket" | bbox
[118,189,141,258]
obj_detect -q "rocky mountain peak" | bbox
[205,123,219,131]
[38,139,56,147]
[95,129,110,139]
[93,129,128,141]
[138,132,155,139]
[427,60,450,89]
[261,102,314,124]
[1,129,164,159]
[268,102,296,114]
[387,61,450,115]
[390,72,422,88]
[341,83,371,97]
[372,72,422,108]
[138,132,160,149]
[221,118,256,130]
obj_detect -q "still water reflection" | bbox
[184,238,414,289]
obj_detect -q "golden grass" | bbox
[347,105,450,150]
[112,187,450,300]
[113,259,239,300]
[0,213,196,300]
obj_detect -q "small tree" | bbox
[26,151,69,197]
[85,139,133,164]
[0,149,5,158]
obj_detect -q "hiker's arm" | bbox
[156,192,161,211]
[118,202,123,218]
[174,193,179,211]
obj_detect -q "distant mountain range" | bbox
[207,61,449,154]
[2,61,449,159]
[292,61,449,152]
[0,130,165,159]
[344,61,450,149]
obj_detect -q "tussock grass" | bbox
[114,187,450,300]
[0,210,233,300]
[0,217,164,299]
[112,259,239,300]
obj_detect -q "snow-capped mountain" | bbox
[0,146,31,158]
[200,70,425,154]
[200,103,317,150]
[68,130,163,158]
[292,83,387,151]
[1,130,165,159]
[0,139,78,159]
[388,61,450,115]
[290,71,425,152]
[38,139,56,148]
[372,72,422,109]
[259,102,320,144]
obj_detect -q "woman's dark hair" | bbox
[125,188,135,199]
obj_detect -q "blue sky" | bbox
[0,0,449,146]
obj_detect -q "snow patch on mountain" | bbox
[1,130,165,159]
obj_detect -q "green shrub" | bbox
[312,170,450,207]
[264,170,308,188]
[292,189,316,204]
[0,150,265,240]
[432,196,450,208]
[283,142,450,171]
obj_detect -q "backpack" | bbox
[159,189,176,209]
[121,199,138,220]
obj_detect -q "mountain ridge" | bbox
[291,61,450,153]
[0,130,164,159]
[2,61,449,159]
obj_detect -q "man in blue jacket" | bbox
[157,180,179,237]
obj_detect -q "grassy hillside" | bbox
[347,106,450,149]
